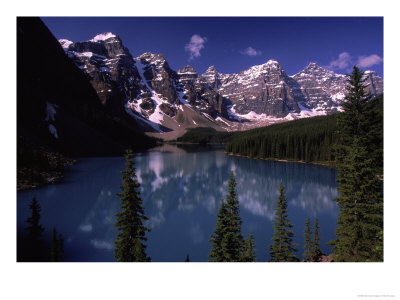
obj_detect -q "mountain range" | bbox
[59,32,383,136]
[17,17,383,157]
[17,18,156,157]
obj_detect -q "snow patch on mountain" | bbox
[89,32,117,42]
[284,102,328,120]
[45,102,57,122]
[48,124,58,139]
[135,59,166,123]
[58,39,73,49]
[45,102,59,138]
[124,102,162,132]
[216,116,230,126]
[58,32,383,133]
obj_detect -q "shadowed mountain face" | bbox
[17,17,156,157]
[60,32,383,132]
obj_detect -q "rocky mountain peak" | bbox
[59,39,73,49]
[88,32,118,43]
[293,62,336,79]
[364,70,378,76]
[266,59,280,65]
[178,65,197,75]
[259,59,285,74]
[362,70,383,95]
[204,65,218,74]
[307,61,319,68]
[302,62,332,74]
[137,52,169,72]
[58,31,383,133]
[138,52,165,62]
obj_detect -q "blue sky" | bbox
[41,17,383,77]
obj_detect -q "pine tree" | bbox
[269,183,298,262]
[25,197,45,261]
[221,171,243,261]
[209,199,229,262]
[241,233,256,262]
[333,66,383,262]
[185,254,190,262]
[371,229,383,261]
[50,227,59,262]
[209,172,244,262]
[114,149,151,262]
[303,218,313,261]
[312,218,322,261]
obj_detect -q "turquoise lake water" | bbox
[17,145,339,262]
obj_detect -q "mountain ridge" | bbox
[59,32,383,135]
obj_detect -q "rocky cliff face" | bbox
[203,60,301,118]
[60,33,384,133]
[60,34,143,117]
[17,18,155,158]
[290,62,383,113]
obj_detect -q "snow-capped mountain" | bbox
[59,33,383,134]
[18,19,156,157]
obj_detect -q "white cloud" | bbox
[327,52,352,70]
[357,54,383,68]
[185,34,207,61]
[79,223,93,233]
[240,46,262,56]
[90,239,114,251]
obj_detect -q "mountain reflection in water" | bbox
[17,145,338,262]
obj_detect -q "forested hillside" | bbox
[225,94,382,164]
[225,115,337,163]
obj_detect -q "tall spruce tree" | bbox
[269,183,298,262]
[303,218,313,261]
[221,171,243,261]
[312,218,322,261]
[209,199,229,262]
[209,172,243,262]
[333,66,383,262]
[241,233,256,262]
[25,197,45,261]
[114,149,151,262]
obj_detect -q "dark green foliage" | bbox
[225,114,337,164]
[303,218,313,261]
[333,66,383,262]
[241,233,256,262]
[209,200,229,262]
[17,136,73,190]
[177,127,234,144]
[25,197,45,262]
[372,229,383,261]
[114,149,151,262]
[222,172,244,261]
[209,172,244,262]
[269,183,298,262]
[312,218,322,261]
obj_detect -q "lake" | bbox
[17,144,339,262]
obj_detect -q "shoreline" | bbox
[225,152,336,168]
[17,157,76,192]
